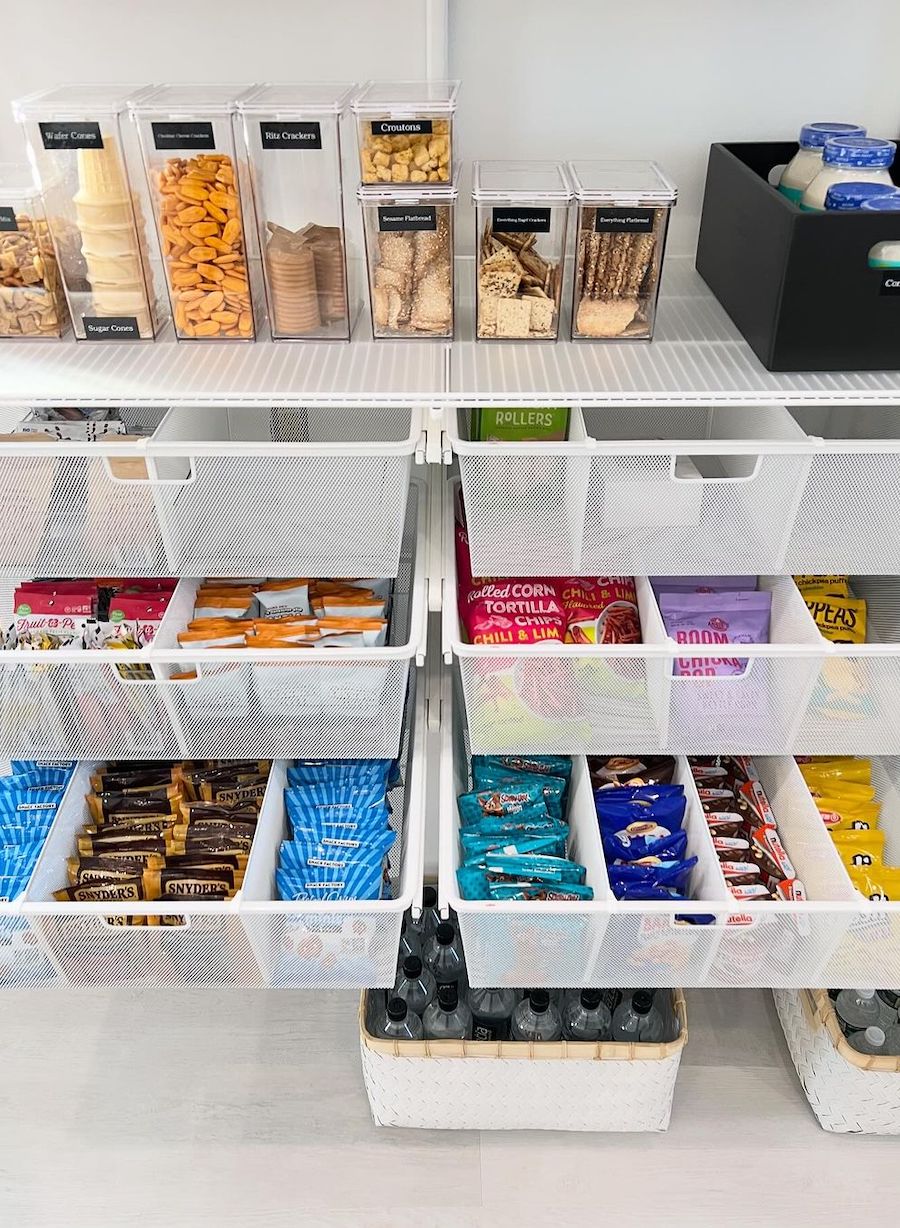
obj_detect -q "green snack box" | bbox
[472,407,570,442]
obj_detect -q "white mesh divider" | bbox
[23,762,266,989]
[786,406,900,574]
[149,406,421,576]
[239,674,426,990]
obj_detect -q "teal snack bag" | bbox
[458,783,548,825]
[470,765,567,821]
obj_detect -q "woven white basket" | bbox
[774,988,900,1134]
[359,990,687,1131]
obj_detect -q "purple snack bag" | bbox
[651,576,759,595]
[660,590,772,677]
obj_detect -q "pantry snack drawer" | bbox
[359,990,687,1131]
[13,86,163,341]
[450,404,812,577]
[239,677,426,989]
[131,85,258,342]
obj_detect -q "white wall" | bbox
[450,0,900,252]
[2,0,900,256]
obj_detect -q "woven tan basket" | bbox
[359,990,688,1131]
[774,988,900,1133]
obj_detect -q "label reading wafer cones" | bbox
[39,121,102,150]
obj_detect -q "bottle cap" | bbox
[858,989,876,999]
[861,194,900,212]
[632,990,654,1014]
[825,182,900,211]
[581,989,603,1010]
[865,1026,886,1046]
[422,885,438,909]
[403,955,423,978]
[435,921,455,945]
[798,121,866,150]
[823,137,896,169]
[438,983,458,1010]
[529,989,550,1013]
[387,996,408,1022]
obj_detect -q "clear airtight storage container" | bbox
[352,80,458,187]
[0,164,69,339]
[131,84,258,342]
[13,86,162,341]
[237,83,353,341]
[358,182,456,339]
[568,160,677,342]
[473,161,571,342]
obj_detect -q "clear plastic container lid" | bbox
[129,84,244,117]
[0,163,42,202]
[357,179,458,205]
[568,159,678,206]
[472,160,571,202]
[13,84,146,120]
[351,80,460,115]
[236,82,355,115]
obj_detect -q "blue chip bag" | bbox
[479,853,586,885]
[470,766,568,821]
[473,755,572,783]
[11,760,75,775]
[0,790,64,820]
[596,789,687,861]
[613,883,690,901]
[3,770,71,790]
[608,855,698,894]
[458,782,548,825]
[456,865,593,902]
[460,832,568,864]
[287,758,397,789]
[602,827,688,865]
[466,815,569,838]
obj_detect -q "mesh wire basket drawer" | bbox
[449,405,811,577]
[0,407,168,576]
[441,678,864,989]
[148,406,423,577]
[23,762,271,989]
[359,990,687,1131]
[239,678,427,989]
[774,988,900,1134]
[444,483,824,756]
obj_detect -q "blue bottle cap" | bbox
[823,137,896,168]
[799,121,866,149]
[825,182,900,210]
[861,194,900,212]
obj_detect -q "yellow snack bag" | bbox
[831,828,885,869]
[800,757,872,786]
[816,797,881,831]
[800,581,852,598]
[794,574,850,590]
[805,593,867,644]
[850,866,900,902]
[806,780,876,806]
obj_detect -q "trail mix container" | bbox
[0,164,68,339]
[568,160,677,342]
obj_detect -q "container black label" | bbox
[0,207,18,232]
[378,206,436,232]
[472,1018,510,1042]
[371,119,432,136]
[151,121,215,151]
[82,316,140,340]
[880,271,900,296]
[260,121,322,150]
[492,207,551,233]
[595,208,655,233]
[39,121,102,150]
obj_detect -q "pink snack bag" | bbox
[660,590,772,677]
[462,578,565,646]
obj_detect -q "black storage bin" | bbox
[696,141,900,372]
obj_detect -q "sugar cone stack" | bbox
[73,134,153,335]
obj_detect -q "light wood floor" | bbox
[0,987,896,1227]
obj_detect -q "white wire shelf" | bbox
[3,258,900,409]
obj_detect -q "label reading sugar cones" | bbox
[39,121,102,150]
[151,122,215,151]
[378,206,436,232]
[594,208,654,233]
[260,122,322,150]
[0,207,18,233]
[82,315,140,340]
[492,207,551,233]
